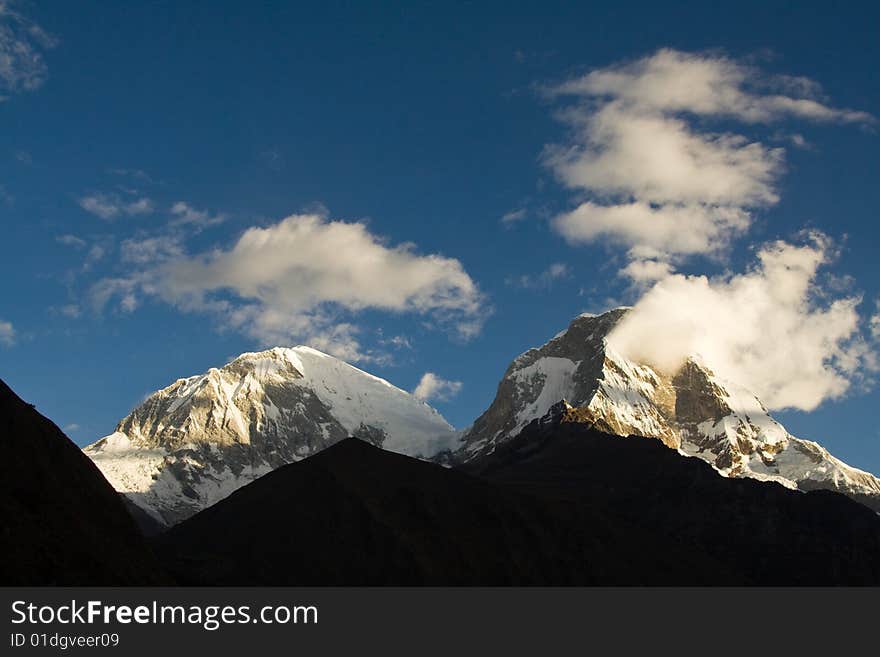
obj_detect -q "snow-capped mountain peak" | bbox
[84,345,456,526]
[455,309,880,511]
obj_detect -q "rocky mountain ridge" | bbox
[455,309,880,511]
[84,309,880,524]
[84,346,456,525]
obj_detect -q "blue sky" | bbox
[1,1,879,473]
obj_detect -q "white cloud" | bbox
[119,293,138,313]
[62,423,80,433]
[78,193,154,220]
[618,259,674,285]
[508,262,571,289]
[544,49,871,268]
[0,1,56,97]
[58,304,81,318]
[607,234,876,411]
[91,212,486,361]
[0,318,15,346]
[413,372,463,402]
[82,243,107,270]
[546,262,569,279]
[120,234,183,265]
[544,50,877,409]
[170,201,226,229]
[56,234,87,249]
[500,208,527,225]
[379,334,413,350]
[546,105,783,208]
[551,48,872,124]
[90,277,138,313]
[553,201,750,259]
[786,133,810,149]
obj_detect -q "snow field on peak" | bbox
[83,344,459,525]
[510,357,580,435]
[279,346,455,456]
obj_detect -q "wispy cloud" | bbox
[56,234,87,249]
[0,1,56,98]
[78,192,154,221]
[169,201,226,230]
[413,372,463,402]
[379,334,413,350]
[500,207,527,225]
[871,302,880,342]
[119,234,183,266]
[107,168,155,184]
[507,262,570,289]
[0,318,15,346]
[257,149,283,171]
[57,304,81,319]
[81,243,107,270]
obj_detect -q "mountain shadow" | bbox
[465,404,880,585]
[156,411,880,585]
[154,437,738,585]
[0,379,170,585]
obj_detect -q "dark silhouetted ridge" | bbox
[156,438,736,585]
[0,378,170,585]
[466,414,880,585]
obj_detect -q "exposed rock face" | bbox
[84,346,456,526]
[457,309,676,460]
[455,309,880,512]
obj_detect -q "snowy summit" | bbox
[83,346,456,525]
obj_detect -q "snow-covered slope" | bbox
[455,309,880,512]
[84,346,456,526]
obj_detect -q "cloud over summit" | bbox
[608,234,876,411]
[546,49,876,410]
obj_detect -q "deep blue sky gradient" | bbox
[1,1,878,471]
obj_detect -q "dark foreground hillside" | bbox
[155,437,734,585]
[155,418,880,585]
[4,372,879,586]
[0,379,170,585]
[466,407,880,585]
